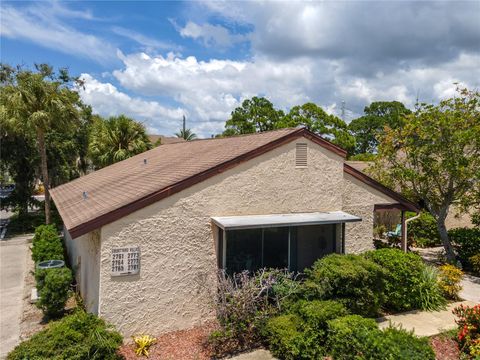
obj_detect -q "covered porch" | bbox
[212,211,361,273]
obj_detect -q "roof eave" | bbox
[343,163,421,213]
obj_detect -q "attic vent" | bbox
[296,143,308,167]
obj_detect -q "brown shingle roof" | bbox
[147,135,186,145]
[52,128,347,237]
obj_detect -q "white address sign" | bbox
[111,246,140,276]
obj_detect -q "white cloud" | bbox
[0,3,116,63]
[111,26,180,53]
[78,74,186,134]
[94,49,479,134]
[175,21,249,48]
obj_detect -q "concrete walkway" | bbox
[377,301,477,336]
[0,235,30,359]
[460,273,480,303]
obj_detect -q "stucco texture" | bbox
[342,172,398,253]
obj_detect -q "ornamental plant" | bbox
[438,264,463,300]
[132,334,156,357]
[364,248,425,311]
[453,304,480,358]
[36,267,72,318]
[31,224,64,263]
[303,254,386,317]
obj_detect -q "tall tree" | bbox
[89,115,152,168]
[349,101,411,154]
[281,102,356,154]
[224,97,285,135]
[373,88,480,262]
[175,128,197,141]
[0,64,81,224]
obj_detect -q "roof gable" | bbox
[52,128,347,238]
[51,128,418,239]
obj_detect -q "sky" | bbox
[1,1,479,137]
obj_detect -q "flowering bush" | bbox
[438,264,463,300]
[453,304,480,358]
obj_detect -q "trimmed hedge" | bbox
[266,314,306,360]
[31,224,64,263]
[365,248,446,312]
[37,267,73,318]
[267,300,348,360]
[303,254,386,317]
[364,248,425,311]
[7,310,122,360]
[326,315,379,359]
[327,315,435,360]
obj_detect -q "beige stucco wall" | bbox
[64,229,100,314]
[446,205,474,229]
[342,173,398,253]
[98,138,347,336]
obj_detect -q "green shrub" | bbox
[7,309,122,360]
[374,327,435,360]
[449,227,480,271]
[326,316,435,360]
[407,212,442,248]
[32,224,58,246]
[296,300,348,332]
[326,315,379,359]
[266,300,348,360]
[470,254,480,275]
[31,225,64,263]
[37,267,73,318]
[34,268,49,292]
[303,254,385,317]
[364,248,426,311]
[415,265,447,311]
[266,314,306,360]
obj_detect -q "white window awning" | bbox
[212,211,361,230]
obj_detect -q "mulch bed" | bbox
[118,321,218,360]
[430,334,460,360]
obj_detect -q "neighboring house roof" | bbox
[345,160,374,173]
[51,128,418,238]
[147,135,186,145]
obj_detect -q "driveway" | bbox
[0,236,30,359]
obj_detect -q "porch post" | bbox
[400,210,407,252]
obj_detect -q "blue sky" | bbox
[2,1,479,137]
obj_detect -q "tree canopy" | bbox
[224,97,285,135]
[223,97,354,153]
[1,64,83,223]
[175,128,197,141]
[88,115,152,168]
[280,102,355,154]
[372,88,480,262]
[348,101,411,154]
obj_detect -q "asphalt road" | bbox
[0,236,29,359]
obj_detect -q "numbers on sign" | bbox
[111,247,140,276]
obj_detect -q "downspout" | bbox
[404,212,421,251]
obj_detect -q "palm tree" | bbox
[175,128,197,141]
[1,64,80,224]
[88,115,152,168]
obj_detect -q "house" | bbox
[50,128,419,336]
